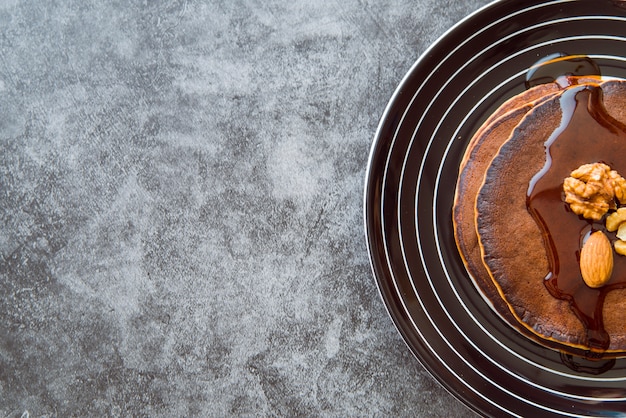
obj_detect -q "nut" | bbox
[618,223,626,241]
[563,177,611,220]
[606,207,626,232]
[615,240,626,256]
[580,231,614,288]
[610,170,626,203]
[563,163,626,220]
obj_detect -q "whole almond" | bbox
[580,231,613,288]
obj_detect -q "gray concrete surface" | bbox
[1,0,490,416]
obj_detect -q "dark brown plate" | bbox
[364,0,626,416]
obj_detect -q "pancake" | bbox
[475,79,626,356]
[453,77,602,341]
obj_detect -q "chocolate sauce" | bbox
[526,84,626,355]
[525,53,601,89]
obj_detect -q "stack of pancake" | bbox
[453,76,626,357]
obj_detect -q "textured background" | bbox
[1,0,490,416]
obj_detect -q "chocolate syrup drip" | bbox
[525,53,601,89]
[526,84,626,355]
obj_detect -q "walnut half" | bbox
[563,163,626,221]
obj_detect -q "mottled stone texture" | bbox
[1,0,488,416]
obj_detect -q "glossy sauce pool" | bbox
[527,84,626,355]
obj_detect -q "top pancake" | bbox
[475,79,626,354]
[453,76,601,344]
